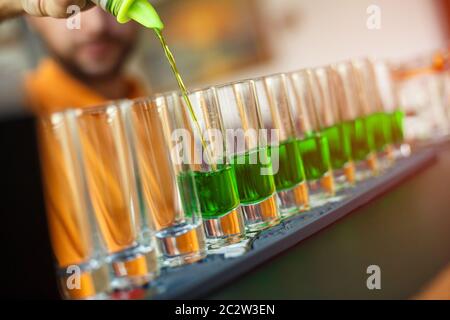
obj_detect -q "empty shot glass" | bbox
[254,75,310,218]
[215,81,281,232]
[38,112,111,299]
[71,104,160,288]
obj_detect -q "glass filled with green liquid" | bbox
[253,75,310,217]
[215,81,280,232]
[286,72,337,204]
[333,61,380,180]
[372,60,411,158]
[180,88,246,248]
[123,97,207,267]
[308,67,356,188]
[353,59,396,170]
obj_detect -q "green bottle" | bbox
[91,0,164,29]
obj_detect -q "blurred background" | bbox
[0,0,449,115]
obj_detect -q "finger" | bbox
[44,0,92,18]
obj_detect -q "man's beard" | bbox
[48,43,134,84]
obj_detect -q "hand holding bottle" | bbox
[21,0,94,18]
[0,0,94,21]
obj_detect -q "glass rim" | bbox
[61,99,127,116]
[253,71,289,83]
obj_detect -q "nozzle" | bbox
[117,0,164,30]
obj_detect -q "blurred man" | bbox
[25,6,145,114]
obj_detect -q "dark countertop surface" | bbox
[210,146,450,299]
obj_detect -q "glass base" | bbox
[394,143,411,159]
[57,260,111,300]
[333,162,356,191]
[207,238,252,258]
[241,194,280,232]
[308,171,342,207]
[355,153,379,181]
[156,222,207,268]
[109,245,160,290]
[277,182,309,219]
[377,145,395,171]
[204,208,246,249]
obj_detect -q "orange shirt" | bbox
[24,58,146,114]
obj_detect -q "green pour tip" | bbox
[117,0,164,30]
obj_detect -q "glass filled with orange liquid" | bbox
[69,103,160,290]
[38,112,112,299]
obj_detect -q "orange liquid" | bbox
[77,110,137,254]
[39,118,92,267]
[130,104,181,230]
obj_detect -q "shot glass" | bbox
[333,61,379,180]
[306,67,356,188]
[152,90,246,250]
[38,112,111,299]
[373,60,411,158]
[285,72,336,204]
[215,81,281,231]
[122,97,208,266]
[71,104,160,288]
[253,75,310,218]
[352,59,395,169]
[392,55,450,144]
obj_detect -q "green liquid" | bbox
[365,112,393,152]
[190,165,240,220]
[232,148,276,205]
[270,139,306,192]
[322,123,352,170]
[297,134,331,181]
[348,118,372,162]
[390,110,405,145]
